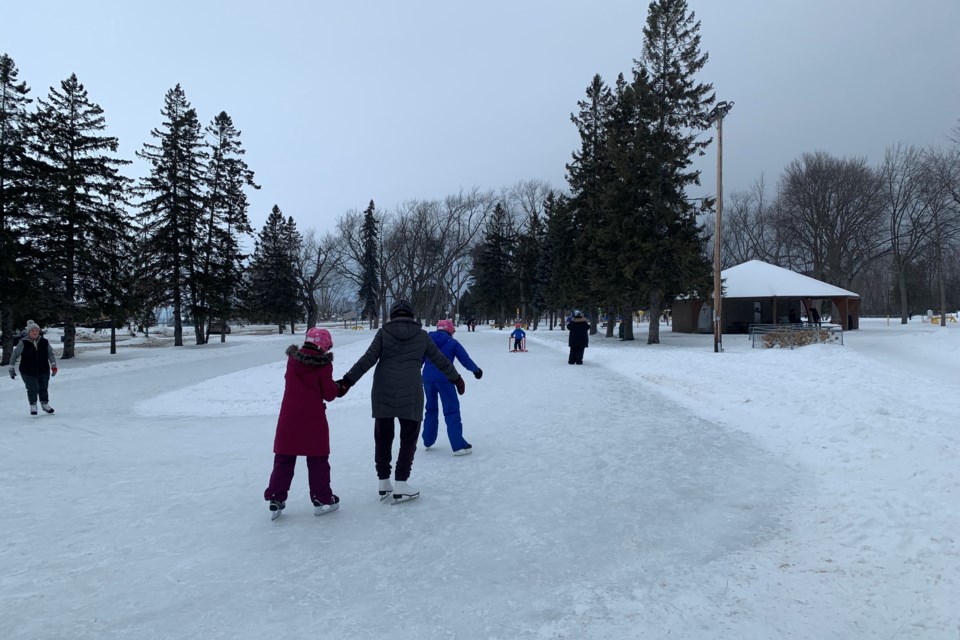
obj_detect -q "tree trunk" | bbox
[648,290,662,344]
[623,312,635,341]
[605,306,615,338]
[61,317,76,359]
[110,319,117,355]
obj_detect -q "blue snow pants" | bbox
[422,381,470,452]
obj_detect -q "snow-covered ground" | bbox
[1,317,958,639]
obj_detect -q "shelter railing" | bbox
[748,323,843,349]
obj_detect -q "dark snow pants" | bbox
[568,347,585,364]
[374,417,420,481]
[264,454,332,504]
[21,373,50,404]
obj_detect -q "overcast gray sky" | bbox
[5,0,959,233]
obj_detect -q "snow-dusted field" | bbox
[2,318,958,639]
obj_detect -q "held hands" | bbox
[454,376,465,396]
[473,368,483,380]
[8,367,15,380]
[335,378,353,398]
[51,367,58,377]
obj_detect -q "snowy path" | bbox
[1,328,799,639]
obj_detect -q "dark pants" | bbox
[375,417,420,481]
[264,454,332,504]
[568,347,585,364]
[22,373,50,404]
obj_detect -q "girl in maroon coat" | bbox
[264,328,341,520]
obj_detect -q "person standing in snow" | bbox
[510,323,526,352]
[8,320,58,416]
[336,299,465,503]
[567,310,591,365]
[264,327,341,519]
[422,319,482,456]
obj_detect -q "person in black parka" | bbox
[567,310,591,365]
[336,299,464,503]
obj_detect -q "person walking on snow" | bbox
[336,299,465,503]
[567,310,591,365]
[8,320,58,415]
[264,327,341,520]
[422,319,482,456]
[510,323,526,352]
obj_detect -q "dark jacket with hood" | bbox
[273,343,340,456]
[567,316,591,348]
[344,317,459,420]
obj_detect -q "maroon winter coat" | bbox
[273,344,340,456]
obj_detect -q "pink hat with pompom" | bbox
[305,327,332,351]
[437,319,455,334]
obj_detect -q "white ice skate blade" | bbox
[379,492,392,502]
[270,509,282,521]
[391,494,420,505]
[314,503,339,516]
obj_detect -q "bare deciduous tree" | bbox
[777,151,888,291]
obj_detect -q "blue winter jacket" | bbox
[510,328,526,340]
[422,331,479,383]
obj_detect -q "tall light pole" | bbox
[706,100,733,353]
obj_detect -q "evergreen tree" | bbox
[636,0,714,343]
[515,205,543,326]
[31,73,133,358]
[359,200,380,328]
[137,85,207,347]
[199,111,257,343]
[244,205,301,331]
[565,74,615,311]
[471,203,516,326]
[0,54,34,364]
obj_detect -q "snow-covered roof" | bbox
[721,260,859,299]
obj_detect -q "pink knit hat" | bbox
[437,319,455,334]
[305,327,332,351]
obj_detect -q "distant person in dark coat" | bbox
[567,310,591,365]
[8,320,58,416]
[809,307,822,327]
[337,299,465,503]
[264,327,341,519]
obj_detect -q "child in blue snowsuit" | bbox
[422,319,482,455]
[510,323,526,351]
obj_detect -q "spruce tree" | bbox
[359,200,380,328]
[200,111,257,343]
[0,54,34,364]
[565,74,615,311]
[137,85,207,347]
[31,73,133,358]
[471,203,516,326]
[244,205,301,332]
[636,0,714,343]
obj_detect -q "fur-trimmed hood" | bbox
[286,344,334,366]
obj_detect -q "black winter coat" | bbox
[344,317,459,420]
[567,317,591,348]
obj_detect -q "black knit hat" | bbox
[389,299,415,319]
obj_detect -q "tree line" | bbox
[4,0,958,369]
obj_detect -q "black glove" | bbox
[8,367,15,380]
[336,378,353,398]
[454,376,465,396]
[473,368,483,380]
